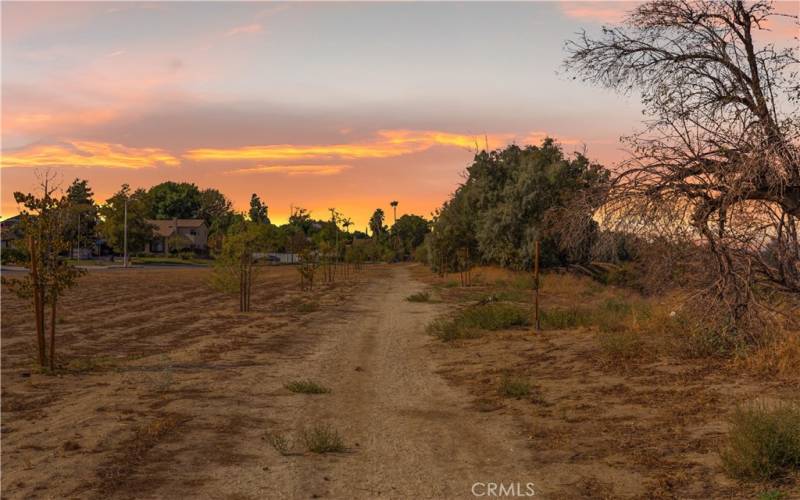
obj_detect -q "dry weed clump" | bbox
[498,376,532,399]
[284,380,331,394]
[302,424,346,453]
[721,400,800,482]
[406,291,431,302]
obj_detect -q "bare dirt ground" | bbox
[411,265,800,499]
[2,264,530,499]
[2,263,797,499]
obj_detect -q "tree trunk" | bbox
[49,296,57,371]
[29,235,46,367]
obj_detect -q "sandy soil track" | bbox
[264,265,535,499]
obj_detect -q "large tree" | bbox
[146,181,202,219]
[369,208,386,237]
[391,214,430,255]
[566,0,800,321]
[429,140,608,271]
[63,178,99,254]
[98,184,155,254]
[249,193,270,224]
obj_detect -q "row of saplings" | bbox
[209,225,373,313]
[3,184,375,370]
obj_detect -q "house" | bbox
[145,219,208,254]
[1,215,22,249]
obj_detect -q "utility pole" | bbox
[533,239,540,332]
[77,211,81,261]
[123,197,129,268]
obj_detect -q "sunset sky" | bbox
[2,1,797,227]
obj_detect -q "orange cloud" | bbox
[1,140,179,169]
[227,164,352,176]
[186,129,513,162]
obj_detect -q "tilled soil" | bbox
[2,264,797,499]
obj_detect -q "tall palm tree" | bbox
[342,217,353,233]
[390,200,398,225]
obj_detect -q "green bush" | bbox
[721,401,800,481]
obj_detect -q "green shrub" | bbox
[458,303,530,330]
[499,377,531,398]
[427,303,529,341]
[721,401,800,481]
[284,380,331,394]
[406,291,431,303]
[302,424,345,453]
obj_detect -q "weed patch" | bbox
[284,380,331,394]
[295,300,319,313]
[721,400,800,482]
[597,330,645,361]
[428,303,529,342]
[302,424,346,453]
[406,291,431,303]
[499,376,532,398]
[265,432,291,455]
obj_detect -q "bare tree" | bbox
[566,0,799,328]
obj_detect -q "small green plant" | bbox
[499,376,531,398]
[758,491,786,500]
[443,280,459,288]
[266,432,291,456]
[295,300,319,313]
[721,400,800,481]
[406,291,431,303]
[284,380,331,394]
[302,424,346,453]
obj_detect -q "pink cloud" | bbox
[225,23,263,37]
[559,2,635,24]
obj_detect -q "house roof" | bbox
[146,219,206,237]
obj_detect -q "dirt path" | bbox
[263,265,535,499]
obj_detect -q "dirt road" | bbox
[263,265,535,499]
[2,265,536,499]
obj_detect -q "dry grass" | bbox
[721,400,800,482]
[498,376,532,399]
